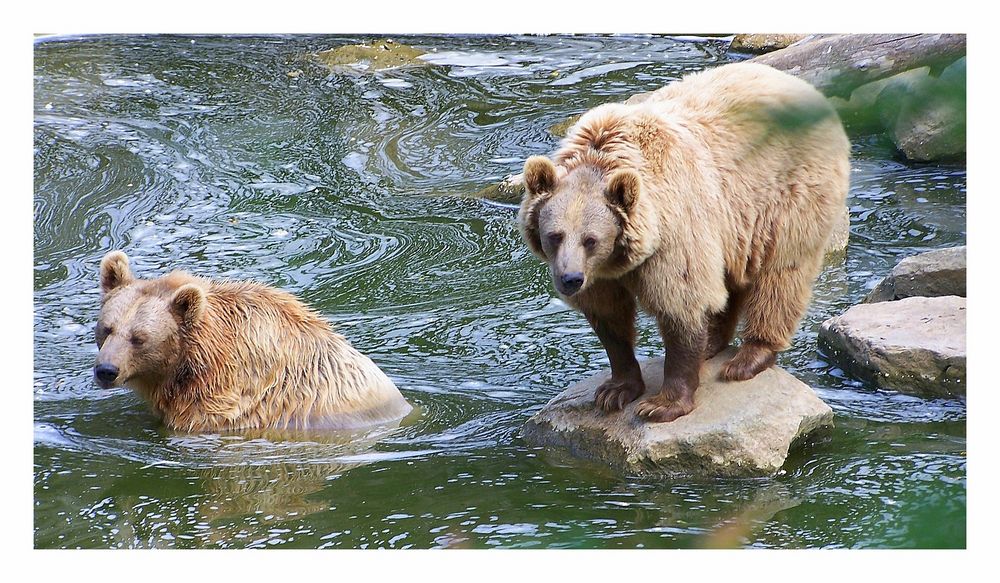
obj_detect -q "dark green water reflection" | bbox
[34,34,966,549]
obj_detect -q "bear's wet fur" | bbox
[94,251,412,432]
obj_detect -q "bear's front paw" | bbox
[594,377,645,412]
[635,392,694,423]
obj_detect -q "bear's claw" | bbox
[635,393,694,423]
[594,377,645,412]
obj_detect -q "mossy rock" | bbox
[729,34,808,54]
[833,59,966,161]
[315,39,427,72]
[472,174,524,205]
[878,58,966,162]
[548,115,582,138]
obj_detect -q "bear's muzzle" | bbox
[94,363,120,389]
[557,271,585,296]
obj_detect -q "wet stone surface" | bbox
[523,348,834,478]
[865,245,966,303]
[819,296,966,398]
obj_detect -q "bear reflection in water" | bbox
[97,425,407,547]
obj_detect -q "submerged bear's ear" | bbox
[523,156,559,196]
[100,251,134,295]
[170,284,207,328]
[605,170,641,213]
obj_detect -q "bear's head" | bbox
[518,155,655,297]
[94,251,207,394]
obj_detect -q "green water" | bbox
[33,34,966,549]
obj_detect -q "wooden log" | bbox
[751,34,966,98]
[628,33,967,104]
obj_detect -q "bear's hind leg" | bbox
[706,280,746,357]
[636,315,707,423]
[720,258,821,381]
[719,339,778,382]
[572,281,645,412]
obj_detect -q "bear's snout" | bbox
[558,271,585,296]
[94,363,120,388]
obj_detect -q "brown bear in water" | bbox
[94,251,412,432]
[518,62,850,423]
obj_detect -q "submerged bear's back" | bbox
[174,279,411,431]
[206,280,334,341]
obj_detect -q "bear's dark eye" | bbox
[546,232,564,247]
[130,333,146,347]
[583,236,598,251]
[95,325,111,347]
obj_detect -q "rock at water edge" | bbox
[865,246,966,303]
[523,348,834,477]
[819,295,966,397]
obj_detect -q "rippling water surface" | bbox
[33,34,966,549]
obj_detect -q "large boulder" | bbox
[819,295,966,398]
[522,349,834,478]
[875,58,966,162]
[865,246,966,303]
[831,59,966,162]
[831,67,925,135]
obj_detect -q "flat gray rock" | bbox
[819,295,966,397]
[865,246,966,302]
[522,349,834,478]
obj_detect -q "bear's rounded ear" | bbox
[523,156,559,196]
[100,251,134,295]
[170,284,207,328]
[605,169,642,213]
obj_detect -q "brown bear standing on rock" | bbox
[518,62,850,423]
[94,251,412,432]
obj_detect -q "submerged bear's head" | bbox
[93,251,206,393]
[518,155,647,297]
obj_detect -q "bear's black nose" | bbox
[94,363,119,385]
[559,272,585,295]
